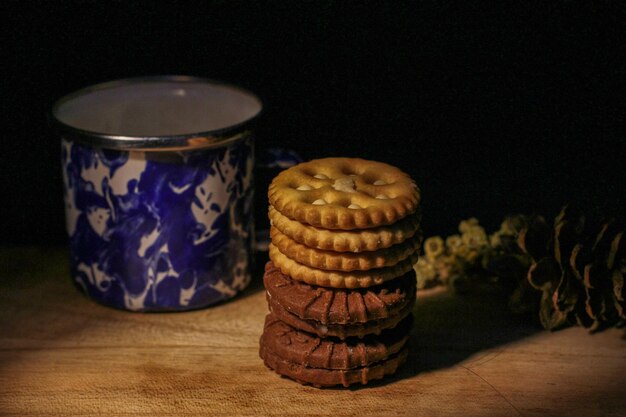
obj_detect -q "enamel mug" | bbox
[53,76,264,311]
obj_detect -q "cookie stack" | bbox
[259,157,422,387]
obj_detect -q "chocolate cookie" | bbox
[260,313,412,370]
[259,314,412,387]
[263,261,416,325]
[268,292,415,339]
[260,345,408,388]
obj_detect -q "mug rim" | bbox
[52,75,263,151]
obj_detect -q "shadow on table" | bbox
[350,284,541,390]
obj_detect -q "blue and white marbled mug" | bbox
[53,76,263,311]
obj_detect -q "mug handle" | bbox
[254,147,302,251]
[256,147,303,169]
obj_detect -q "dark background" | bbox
[2,1,624,245]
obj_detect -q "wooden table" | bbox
[1,247,624,416]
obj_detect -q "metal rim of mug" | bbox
[51,75,263,151]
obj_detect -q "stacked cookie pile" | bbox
[259,157,422,387]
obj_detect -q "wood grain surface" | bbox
[1,247,624,416]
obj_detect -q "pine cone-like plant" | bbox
[518,206,625,332]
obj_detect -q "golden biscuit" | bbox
[269,243,419,288]
[268,157,420,230]
[268,206,421,253]
[270,226,422,271]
